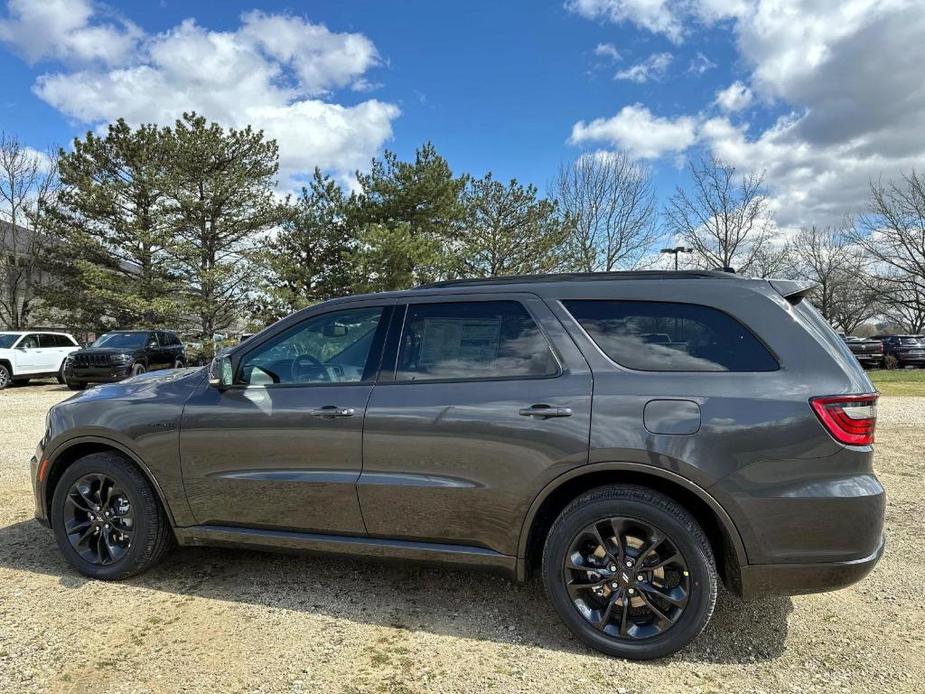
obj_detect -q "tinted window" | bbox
[0,334,19,348]
[396,301,558,382]
[19,334,39,349]
[38,334,59,347]
[92,332,148,349]
[564,300,777,372]
[240,306,384,386]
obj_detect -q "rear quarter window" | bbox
[563,299,778,372]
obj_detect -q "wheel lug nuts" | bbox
[609,564,617,572]
[625,560,633,568]
[611,582,618,589]
[627,588,635,595]
[637,574,644,582]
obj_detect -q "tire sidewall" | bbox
[0,364,10,390]
[131,363,146,377]
[543,496,715,660]
[50,456,154,580]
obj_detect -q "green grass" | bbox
[868,368,925,396]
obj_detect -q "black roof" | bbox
[417,270,737,289]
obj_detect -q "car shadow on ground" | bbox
[0,518,791,664]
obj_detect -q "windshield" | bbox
[92,332,149,349]
[900,337,922,345]
[0,334,20,349]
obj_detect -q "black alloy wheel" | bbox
[0,363,10,390]
[51,452,174,579]
[62,473,135,566]
[543,485,717,660]
[563,517,690,640]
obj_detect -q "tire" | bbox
[131,363,146,377]
[173,358,185,369]
[542,485,717,660]
[0,364,11,390]
[56,362,67,384]
[66,381,86,391]
[50,452,174,580]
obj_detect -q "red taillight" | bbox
[810,393,878,446]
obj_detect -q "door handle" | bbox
[309,406,355,418]
[519,404,573,418]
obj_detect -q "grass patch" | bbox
[868,369,925,396]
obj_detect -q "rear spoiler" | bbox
[769,279,815,305]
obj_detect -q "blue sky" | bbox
[1,0,924,231]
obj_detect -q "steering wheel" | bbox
[291,354,330,383]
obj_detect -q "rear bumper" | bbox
[739,535,885,600]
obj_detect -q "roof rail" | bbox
[416,270,737,289]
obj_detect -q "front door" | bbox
[358,295,593,557]
[180,303,392,534]
[14,333,44,374]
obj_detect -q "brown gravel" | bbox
[1,383,923,693]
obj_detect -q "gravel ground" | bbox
[1,383,923,693]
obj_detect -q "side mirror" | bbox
[207,355,233,390]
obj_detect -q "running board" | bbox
[174,525,517,574]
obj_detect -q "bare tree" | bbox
[0,133,58,329]
[853,172,925,330]
[878,276,925,334]
[664,155,777,275]
[790,226,880,333]
[554,151,658,271]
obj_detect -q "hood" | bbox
[64,366,205,404]
[73,346,144,356]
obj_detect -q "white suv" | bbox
[0,331,81,390]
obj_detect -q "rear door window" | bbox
[563,300,778,372]
[395,300,559,382]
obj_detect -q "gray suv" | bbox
[30,272,884,659]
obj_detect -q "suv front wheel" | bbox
[51,452,174,579]
[542,485,717,660]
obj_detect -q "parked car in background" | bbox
[841,335,884,369]
[0,331,80,389]
[879,335,925,368]
[64,329,185,390]
[32,271,885,660]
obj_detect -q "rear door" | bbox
[358,294,592,556]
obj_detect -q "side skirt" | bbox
[174,525,517,576]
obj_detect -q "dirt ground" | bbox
[1,383,922,693]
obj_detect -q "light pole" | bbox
[660,246,693,271]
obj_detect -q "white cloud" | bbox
[569,104,698,159]
[714,81,753,111]
[572,0,925,228]
[615,52,672,82]
[565,0,685,43]
[593,42,621,60]
[688,51,716,75]
[4,5,399,188]
[0,0,141,65]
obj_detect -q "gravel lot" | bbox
[1,383,923,693]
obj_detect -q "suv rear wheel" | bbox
[131,363,146,377]
[542,485,717,660]
[50,452,175,580]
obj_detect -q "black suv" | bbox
[32,272,884,659]
[64,329,185,390]
[877,334,925,368]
